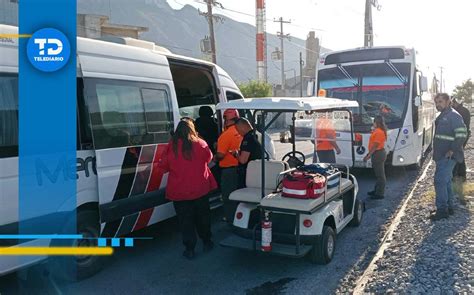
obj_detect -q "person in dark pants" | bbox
[158,119,217,259]
[452,98,471,182]
[214,109,242,223]
[364,116,387,199]
[233,118,263,187]
[195,106,218,154]
[195,106,221,186]
[430,93,467,221]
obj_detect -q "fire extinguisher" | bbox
[261,211,272,252]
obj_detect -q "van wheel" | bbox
[50,210,104,281]
[310,226,336,264]
[407,159,422,170]
[349,199,364,227]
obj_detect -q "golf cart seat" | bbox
[261,178,353,212]
[229,160,289,203]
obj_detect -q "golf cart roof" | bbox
[216,97,358,112]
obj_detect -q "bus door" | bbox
[313,110,354,167]
[79,52,176,237]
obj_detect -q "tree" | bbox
[238,80,272,98]
[452,79,473,104]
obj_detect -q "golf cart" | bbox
[218,97,364,264]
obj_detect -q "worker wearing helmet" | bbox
[214,109,243,222]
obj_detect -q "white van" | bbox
[0,24,271,280]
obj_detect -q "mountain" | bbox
[76,0,328,84]
[0,0,328,83]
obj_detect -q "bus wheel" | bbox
[50,210,104,281]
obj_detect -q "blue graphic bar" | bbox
[19,0,77,238]
[125,238,134,247]
[111,238,120,247]
[98,238,107,247]
[0,235,83,240]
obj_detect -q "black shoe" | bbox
[367,190,376,196]
[183,249,195,259]
[429,210,449,221]
[203,240,214,252]
[448,208,454,215]
[370,194,384,199]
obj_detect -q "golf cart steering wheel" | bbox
[281,151,306,168]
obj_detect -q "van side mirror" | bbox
[419,76,428,93]
[414,96,421,107]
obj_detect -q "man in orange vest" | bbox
[314,116,341,163]
[214,109,243,222]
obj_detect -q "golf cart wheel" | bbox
[50,210,104,281]
[349,199,364,227]
[310,226,336,264]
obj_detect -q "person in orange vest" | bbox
[214,109,243,222]
[364,116,388,199]
[314,115,341,163]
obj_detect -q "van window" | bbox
[169,62,217,120]
[141,88,173,133]
[85,79,173,149]
[0,74,18,158]
[226,91,243,101]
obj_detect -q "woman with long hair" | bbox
[363,115,388,199]
[158,118,217,259]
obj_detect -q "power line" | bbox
[193,0,327,33]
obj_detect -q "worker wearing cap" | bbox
[214,109,242,222]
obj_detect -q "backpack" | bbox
[281,170,326,199]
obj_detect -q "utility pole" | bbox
[439,66,444,93]
[256,0,267,82]
[199,1,223,64]
[299,52,304,97]
[364,0,381,47]
[274,17,291,90]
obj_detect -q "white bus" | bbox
[316,46,436,168]
[0,24,258,279]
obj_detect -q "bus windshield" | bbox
[318,63,411,128]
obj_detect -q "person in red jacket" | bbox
[158,118,217,259]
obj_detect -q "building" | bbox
[0,1,148,39]
[77,14,148,39]
[273,31,320,98]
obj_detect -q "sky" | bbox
[167,0,473,93]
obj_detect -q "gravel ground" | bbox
[336,126,474,294]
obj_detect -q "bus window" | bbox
[86,79,173,149]
[0,74,18,158]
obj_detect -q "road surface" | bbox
[0,139,422,294]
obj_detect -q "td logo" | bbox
[27,28,71,72]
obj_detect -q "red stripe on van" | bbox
[133,144,168,231]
